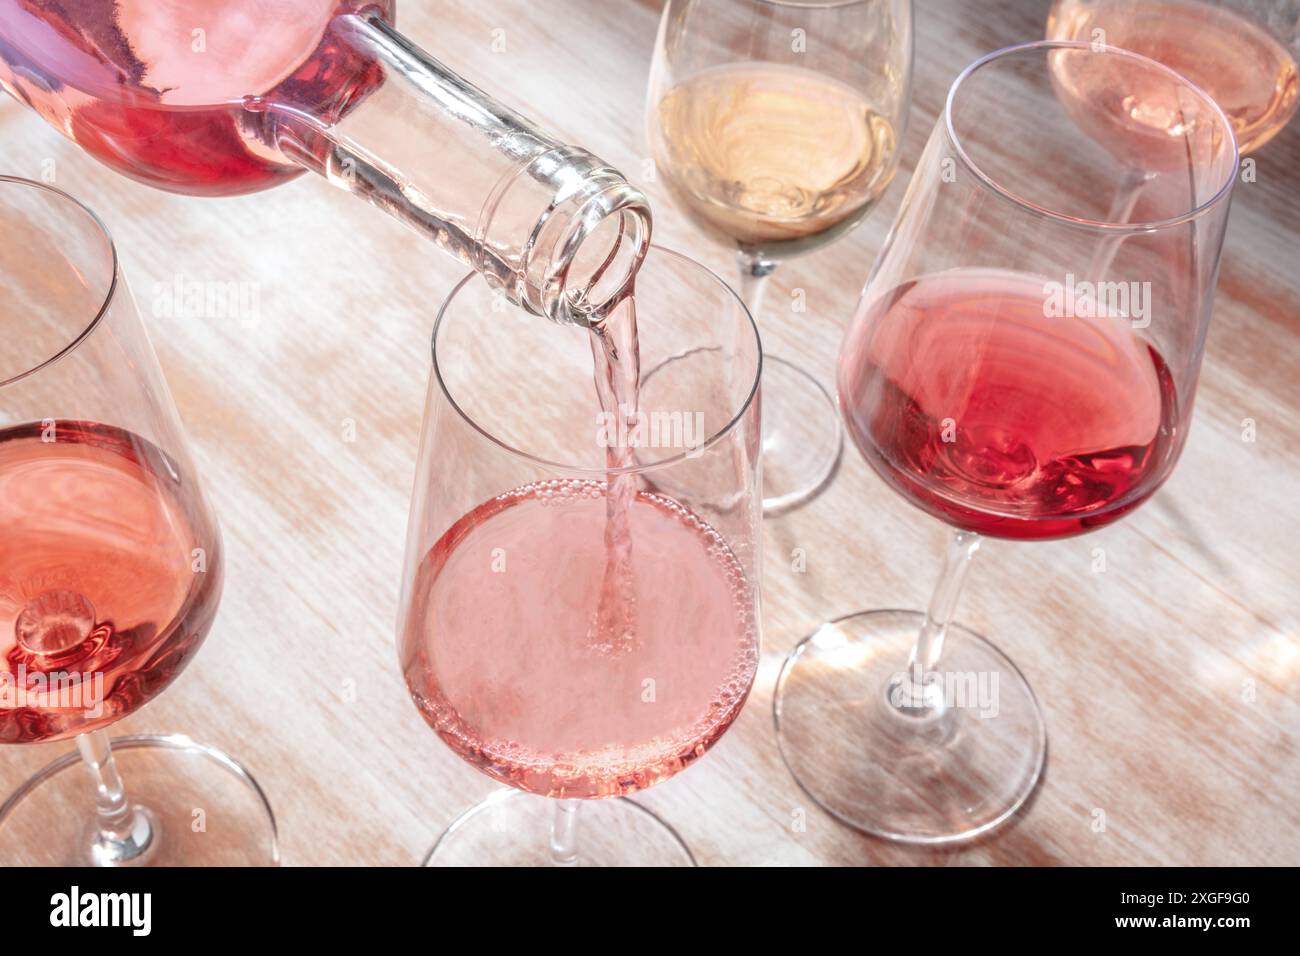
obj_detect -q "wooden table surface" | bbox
[1,0,1297,866]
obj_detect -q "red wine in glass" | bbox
[773,41,1238,846]
[838,268,1181,540]
[0,421,221,743]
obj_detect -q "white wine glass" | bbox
[646,0,913,513]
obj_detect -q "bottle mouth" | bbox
[476,145,652,327]
[549,187,653,326]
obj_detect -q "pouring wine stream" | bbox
[587,293,643,656]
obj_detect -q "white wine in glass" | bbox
[654,62,900,261]
[647,0,913,513]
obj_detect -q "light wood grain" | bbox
[1,0,1297,866]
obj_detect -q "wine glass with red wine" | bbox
[0,177,276,866]
[646,0,913,513]
[397,247,761,866]
[773,42,1238,842]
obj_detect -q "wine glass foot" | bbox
[87,804,158,866]
[774,609,1046,844]
[0,734,279,866]
[760,355,842,515]
[423,789,697,867]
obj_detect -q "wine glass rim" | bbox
[430,245,763,478]
[750,0,881,7]
[0,175,119,390]
[944,39,1239,233]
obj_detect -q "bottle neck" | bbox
[257,13,650,326]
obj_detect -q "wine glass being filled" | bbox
[646,0,913,513]
[397,247,763,866]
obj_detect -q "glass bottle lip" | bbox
[431,245,763,479]
[481,145,654,328]
[0,176,119,390]
[542,175,654,327]
[944,39,1239,234]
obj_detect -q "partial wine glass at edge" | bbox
[0,177,277,866]
[0,422,220,743]
[1047,0,1299,155]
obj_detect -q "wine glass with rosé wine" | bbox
[1048,0,1299,157]
[0,177,277,866]
[397,246,762,866]
[773,42,1237,843]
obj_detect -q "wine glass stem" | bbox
[77,730,155,863]
[736,253,778,326]
[549,798,581,866]
[908,530,982,679]
[78,731,133,836]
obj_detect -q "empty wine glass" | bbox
[646,0,912,513]
[0,176,277,865]
[774,42,1237,842]
[397,246,762,866]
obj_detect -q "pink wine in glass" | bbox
[0,421,221,743]
[839,268,1180,540]
[400,479,759,799]
[0,0,391,195]
[1048,0,1299,155]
